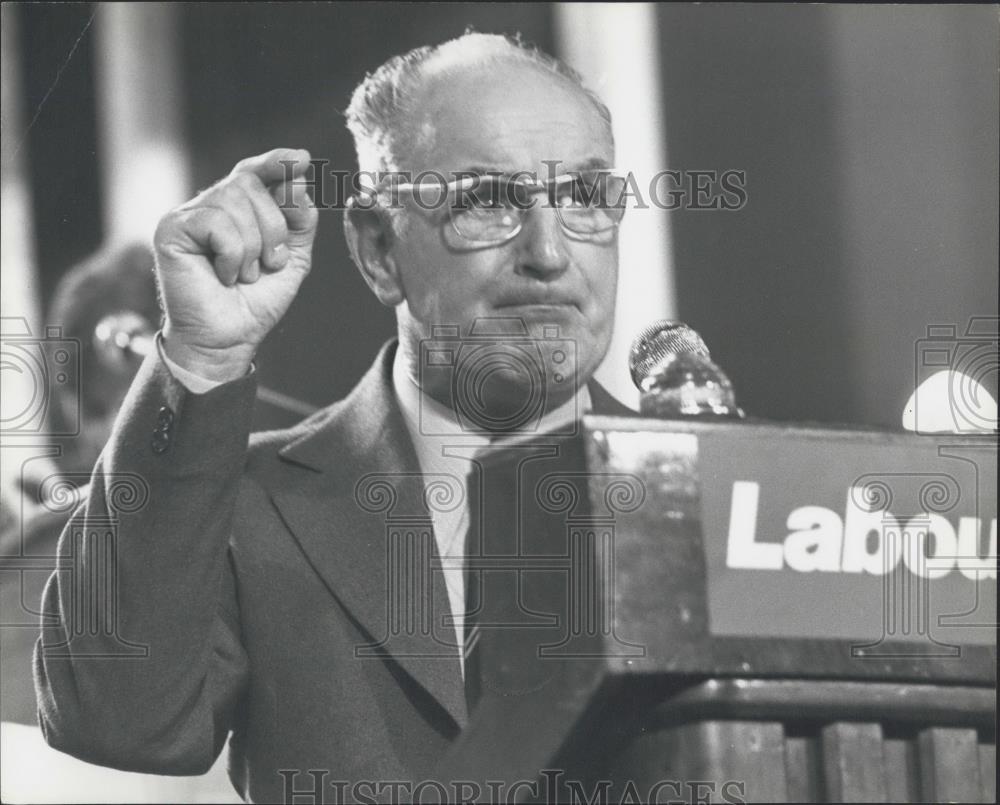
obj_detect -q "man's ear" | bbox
[343,201,405,307]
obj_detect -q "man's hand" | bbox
[154,148,319,383]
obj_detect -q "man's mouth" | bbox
[494,302,581,325]
[495,294,580,310]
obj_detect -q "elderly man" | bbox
[35,33,630,802]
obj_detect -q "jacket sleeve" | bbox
[33,350,257,775]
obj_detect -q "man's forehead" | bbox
[405,62,613,174]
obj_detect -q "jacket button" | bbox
[151,431,170,454]
[157,406,174,427]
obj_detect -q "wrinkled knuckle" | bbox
[244,224,263,254]
[192,183,227,212]
[153,209,184,246]
[227,239,247,265]
[231,156,256,175]
[193,177,227,203]
[264,206,289,238]
[233,170,264,194]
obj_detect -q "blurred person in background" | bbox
[0,245,158,550]
[45,243,161,476]
[1,244,236,802]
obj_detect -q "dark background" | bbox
[12,2,999,430]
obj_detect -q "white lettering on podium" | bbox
[723,483,997,577]
[902,513,957,580]
[958,517,998,580]
[784,506,843,572]
[725,481,783,569]
[842,487,900,575]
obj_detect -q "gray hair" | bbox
[344,32,613,174]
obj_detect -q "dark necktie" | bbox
[462,507,481,711]
[462,442,521,714]
[462,437,581,715]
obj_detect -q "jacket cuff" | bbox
[108,347,258,476]
[155,331,255,394]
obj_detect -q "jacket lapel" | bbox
[266,343,634,732]
[587,378,636,417]
[272,341,467,729]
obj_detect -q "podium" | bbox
[438,416,997,803]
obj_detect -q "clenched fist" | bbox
[154,148,319,383]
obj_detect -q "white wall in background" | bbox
[554,3,676,409]
[95,3,191,247]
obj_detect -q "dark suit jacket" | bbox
[35,340,633,803]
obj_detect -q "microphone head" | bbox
[628,320,711,391]
[629,319,744,419]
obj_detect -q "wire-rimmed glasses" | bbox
[383,170,629,246]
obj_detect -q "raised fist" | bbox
[154,148,318,383]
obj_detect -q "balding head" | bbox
[344,32,612,174]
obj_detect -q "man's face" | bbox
[388,62,618,413]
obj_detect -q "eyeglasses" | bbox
[384,170,628,246]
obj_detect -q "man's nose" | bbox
[514,204,570,279]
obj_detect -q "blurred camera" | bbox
[1,318,81,436]
[913,317,998,434]
[418,318,577,434]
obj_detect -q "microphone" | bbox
[628,320,744,419]
[94,312,154,361]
